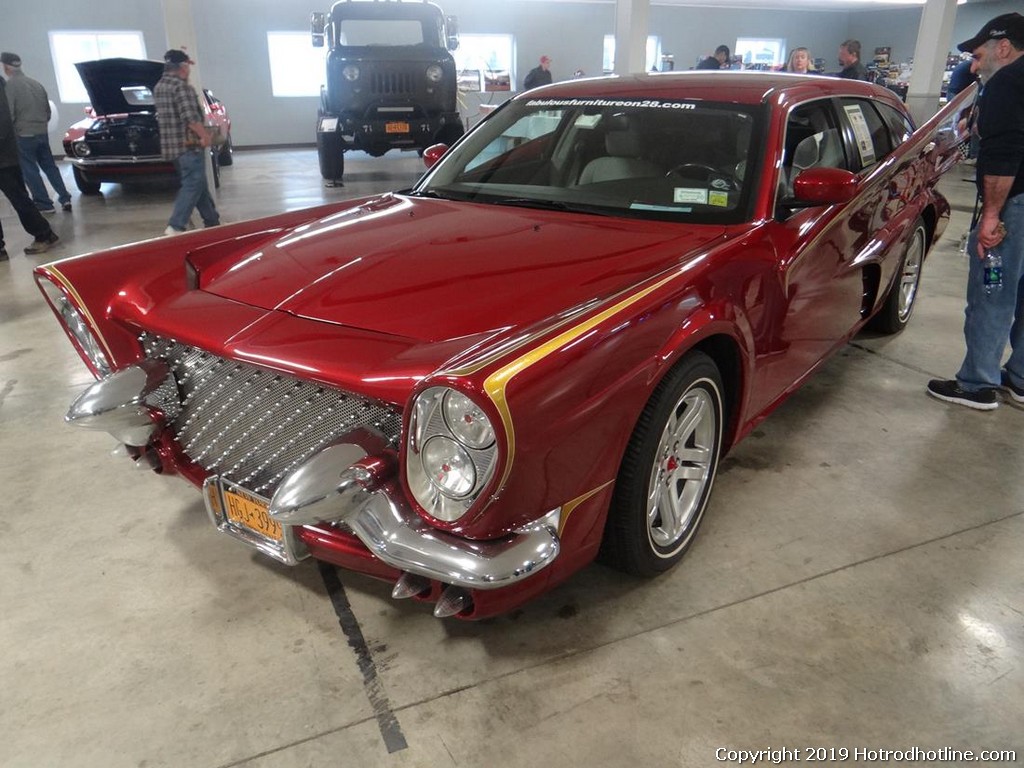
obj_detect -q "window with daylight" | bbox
[735,38,786,69]
[49,30,147,103]
[603,36,662,74]
[453,33,515,93]
[267,32,327,97]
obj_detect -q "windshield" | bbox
[415,96,762,223]
[332,10,445,48]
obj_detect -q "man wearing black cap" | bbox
[0,74,59,260]
[928,13,1024,409]
[153,48,219,235]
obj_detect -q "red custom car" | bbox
[37,74,970,619]
[62,58,233,194]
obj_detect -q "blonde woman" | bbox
[786,47,814,74]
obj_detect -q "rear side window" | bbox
[875,102,914,145]
[839,98,894,170]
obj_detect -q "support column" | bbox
[613,0,649,76]
[905,0,959,126]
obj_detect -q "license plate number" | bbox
[385,121,410,134]
[223,486,282,542]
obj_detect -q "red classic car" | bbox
[37,73,969,620]
[62,58,233,194]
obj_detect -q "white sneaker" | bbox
[164,226,185,236]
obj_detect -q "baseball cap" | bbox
[163,49,194,65]
[1,52,22,67]
[957,12,1024,53]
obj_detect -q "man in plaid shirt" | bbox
[154,49,220,235]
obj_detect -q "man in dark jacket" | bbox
[523,56,553,91]
[697,45,730,70]
[0,76,59,260]
[837,40,870,81]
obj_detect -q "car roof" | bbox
[522,71,902,112]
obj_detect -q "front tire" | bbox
[600,352,724,577]
[317,129,344,183]
[868,217,926,334]
[73,166,101,195]
[218,133,234,166]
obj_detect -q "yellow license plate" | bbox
[385,121,410,134]
[223,486,282,542]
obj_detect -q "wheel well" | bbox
[688,334,743,451]
[920,205,937,251]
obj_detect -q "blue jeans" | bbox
[957,192,1024,391]
[169,149,219,231]
[17,134,71,209]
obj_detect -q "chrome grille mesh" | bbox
[141,334,402,495]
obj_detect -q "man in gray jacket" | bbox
[1,51,72,213]
[0,75,59,259]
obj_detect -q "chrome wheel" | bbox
[601,352,724,576]
[897,226,925,323]
[646,384,717,553]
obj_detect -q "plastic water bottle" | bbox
[983,251,1003,294]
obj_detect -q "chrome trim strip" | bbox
[347,494,560,590]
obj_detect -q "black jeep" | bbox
[311,0,464,183]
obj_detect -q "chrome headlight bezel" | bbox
[425,64,444,83]
[342,65,360,82]
[36,276,112,377]
[72,140,91,157]
[406,386,499,522]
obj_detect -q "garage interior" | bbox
[2,1,1023,766]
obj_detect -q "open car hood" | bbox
[195,194,725,344]
[74,58,163,116]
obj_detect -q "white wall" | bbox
[4,0,1014,151]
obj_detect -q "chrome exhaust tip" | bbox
[433,586,473,618]
[391,572,431,600]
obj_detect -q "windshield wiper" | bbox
[489,197,618,216]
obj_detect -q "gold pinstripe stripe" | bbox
[483,270,682,492]
[558,480,615,536]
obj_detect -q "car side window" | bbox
[778,100,846,212]
[875,102,913,146]
[839,98,894,171]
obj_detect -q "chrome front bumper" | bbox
[66,363,561,592]
[265,439,561,590]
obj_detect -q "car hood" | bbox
[197,194,726,344]
[75,58,163,115]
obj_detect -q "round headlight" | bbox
[425,64,444,83]
[73,140,91,157]
[342,65,360,81]
[443,390,495,449]
[422,436,476,497]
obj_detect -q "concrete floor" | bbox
[1,151,1021,768]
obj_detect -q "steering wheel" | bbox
[665,162,738,191]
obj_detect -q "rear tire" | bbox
[73,166,101,195]
[868,217,926,334]
[600,352,724,577]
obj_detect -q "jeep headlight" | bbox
[425,64,444,83]
[36,276,112,377]
[407,386,498,522]
[342,65,360,82]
